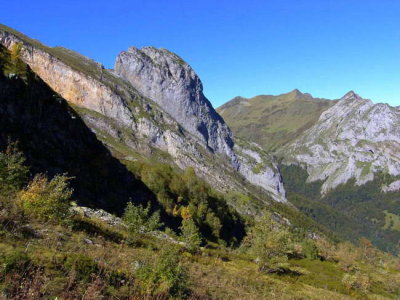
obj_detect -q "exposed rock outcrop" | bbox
[115,46,235,159]
[282,91,400,194]
[0,25,286,203]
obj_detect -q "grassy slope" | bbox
[217,90,336,151]
[2,206,399,299]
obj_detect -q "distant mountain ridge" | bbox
[218,89,336,151]
[220,89,400,252]
[282,91,400,194]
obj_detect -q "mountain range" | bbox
[1,23,400,299]
[219,89,400,252]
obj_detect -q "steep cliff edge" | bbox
[115,46,235,159]
[114,45,285,201]
[0,48,152,213]
[0,24,286,203]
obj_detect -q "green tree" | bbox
[245,211,293,272]
[0,142,29,193]
[4,43,27,79]
[180,218,202,252]
[18,173,73,223]
[136,244,189,298]
[122,202,163,239]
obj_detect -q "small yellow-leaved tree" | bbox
[18,173,73,223]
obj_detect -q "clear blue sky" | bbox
[2,0,400,106]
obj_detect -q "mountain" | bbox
[0,24,285,203]
[219,89,400,252]
[281,91,400,194]
[217,89,336,151]
[1,25,400,299]
[0,45,152,213]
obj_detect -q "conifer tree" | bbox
[4,43,26,79]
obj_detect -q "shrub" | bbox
[136,245,189,298]
[300,239,319,260]
[122,202,163,238]
[63,254,99,282]
[0,250,31,275]
[335,242,359,272]
[0,142,29,193]
[244,211,294,272]
[180,218,202,252]
[18,173,73,223]
[342,272,371,293]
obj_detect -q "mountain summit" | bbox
[0,24,285,202]
[218,90,335,151]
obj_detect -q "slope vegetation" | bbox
[217,90,335,151]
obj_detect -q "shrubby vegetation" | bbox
[127,161,245,245]
[18,173,73,223]
[123,202,163,242]
[180,218,202,252]
[136,245,189,298]
[281,164,400,254]
[0,142,29,193]
[1,143,400,298]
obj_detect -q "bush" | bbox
[244,211,294,272]
[63,254,99,282]
[0,142,29,193]
[18,173,73,223]
[0,250,31,275]
[122,202,163,239]
[301,239,319,260]
[342,272,371,293]
[180,218,202,252]
[335,242,359,272]
[136,245,189,298]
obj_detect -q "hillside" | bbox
[219,88,400,253]
[0,25,400,299]
[0,24,286,203]
[217,90,336,151]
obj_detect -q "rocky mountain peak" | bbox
[342,90,363,101]
[283,92,400,194]
[115,46,235,158]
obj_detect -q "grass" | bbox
[2,189,400,299]
[217,90,336,151]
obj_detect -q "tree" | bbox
[245,211,293,272]
[3,43,27,79]
[0,142,29,193]
[122,202,163,239]
[180,218,202,252]
[18,173,73,223]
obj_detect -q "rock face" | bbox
[0,25,286,203]
[114,46,286,202]
[0,56,152,213]
[282,91,400,194]
[115,47,235,159]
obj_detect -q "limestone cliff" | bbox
[0,24,286,203]
[115,46,235,159]
[282,91,400,194]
